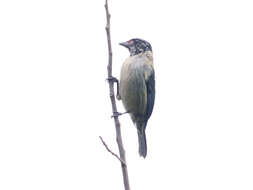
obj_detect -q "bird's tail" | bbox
[137,126,147,158]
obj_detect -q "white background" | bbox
[0,0,253,189]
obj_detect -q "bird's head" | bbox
[119,38,152,56]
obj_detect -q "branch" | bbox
[99,136,126,166]
[104,0,131,190]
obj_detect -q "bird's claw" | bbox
[111,111,122,118]
[106,76,120,100]
[106,76,118,83]
[111,111,129,118]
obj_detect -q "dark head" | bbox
[119,38,152,56]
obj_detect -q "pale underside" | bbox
[119,51,153,123]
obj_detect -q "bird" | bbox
[118,38,155,158]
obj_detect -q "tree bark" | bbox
[104,0,130,190]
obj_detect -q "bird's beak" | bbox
[119,41,129,48]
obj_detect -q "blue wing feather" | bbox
[145,69,155,125]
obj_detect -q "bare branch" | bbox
[99,136,126,166]
[104,0,131,190]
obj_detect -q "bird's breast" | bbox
[119,53,153,116]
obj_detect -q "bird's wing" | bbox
[145,68,155,123]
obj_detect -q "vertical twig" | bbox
[104,0,130,190]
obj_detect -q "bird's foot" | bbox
[106,76,120,100]
[111,111,129,118]
[106,76,118,83]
